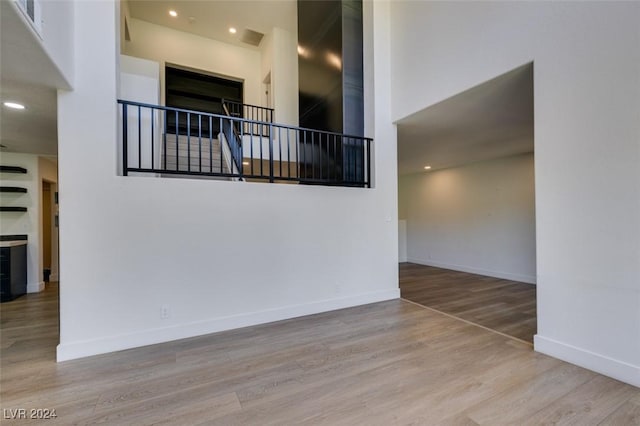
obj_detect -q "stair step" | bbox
[160,134,231,176]
[164,148,222,158]
[162,135,219,144]
[164,156,227,166]
[163,140,221,149]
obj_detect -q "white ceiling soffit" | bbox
[397,63,534,175]
[127,0,297,49]
[0,1,69,89]
[0,1,60,156]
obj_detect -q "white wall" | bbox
[260,27,299,126]
[123,18,262,108]
[40,0,74,86]
[2,0,73,89]
[56,0,398,361]
[390,1,640,387]
[271,27,299,126]
[119,55,161,173]
[399,154,536,283]
[398,220,407,263]
[0,153,57,292]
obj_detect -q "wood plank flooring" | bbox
[400,263,537,343]
[1,281,638,425]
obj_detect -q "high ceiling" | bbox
[2,1,533,167]
[127,0,297,50]
[0,79,58,156]
[397,63,534,175]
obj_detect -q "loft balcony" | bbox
[118,99,372,188]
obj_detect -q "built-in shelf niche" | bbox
[0,167,29,212]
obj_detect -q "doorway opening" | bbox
[42,181,52,282]
[165,65,243,135]
[396,63,536,343]
[263,71,272,111]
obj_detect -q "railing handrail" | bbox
[221,98,274,114]
[220,102,244,172]
[221,103,243,142]
[117,99,372,142]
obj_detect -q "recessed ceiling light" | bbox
[229,27,237,34]
[169,10,178,17]
[3,102,25,110]
[424,166,432,170]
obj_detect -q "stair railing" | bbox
[221,99,274,127]
[221,103,244,176]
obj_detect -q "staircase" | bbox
[161,134,231,179]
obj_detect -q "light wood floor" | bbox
[400,263,537,343]
[1,282,639,425]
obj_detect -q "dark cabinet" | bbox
[1,243,27,302]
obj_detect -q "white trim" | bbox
[57,288,400,362]
[534,334,640,388]
[27,281,45,293]
[407,257,536,284]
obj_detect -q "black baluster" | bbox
[123,103,128,176]
[138,105,142,169]
[187,112,191,171]
[151,107,154,170]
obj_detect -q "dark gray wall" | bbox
[341,0,363,137]
[298,0,363,136]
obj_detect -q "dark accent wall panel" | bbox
[298,0,343,133]
[341,0,364,137]
[298,0,364,183]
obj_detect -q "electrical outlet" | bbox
[160,305,171,319]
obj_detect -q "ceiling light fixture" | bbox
[169,10,178,17]
[229,27,237,34]
[424,166,432,170]
[3,102,25,110]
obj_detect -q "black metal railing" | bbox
[118,99,371,187]
[222,99,273,123]
[222,99,273,137]
[220,115,243,173]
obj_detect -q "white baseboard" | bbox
[50,273,59,282]
[57,288,400,362]
[534,334,640,388]
[27,281,45,293]
[407,257,536,284]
